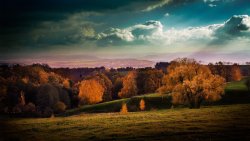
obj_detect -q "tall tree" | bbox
[231,63,242,81]
[78,79,104,105]
[158,58,225,109]
[118,71,138,98]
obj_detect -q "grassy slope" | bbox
[1,104,250,141]
[64,93,172,116]
[63,79,250,116]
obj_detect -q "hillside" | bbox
[62,79,250,116]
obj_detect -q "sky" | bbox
[0,0,250,67]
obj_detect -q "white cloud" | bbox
[96,20,164,45]
[95,15,250,46]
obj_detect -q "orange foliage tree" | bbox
[120,103,128,114]
[118,71,138,98]
[78,79,104,105]
[139,99,145,111]
[158,58,225,109]
[231,64,242,81]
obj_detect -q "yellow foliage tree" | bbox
[120,103,128,114]
[158,58,225,109]
[78,79,104,105]
[139,99,145,111]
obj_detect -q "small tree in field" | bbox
[158,58,225,109]
[120,103,128,114]
[139,99,145,111]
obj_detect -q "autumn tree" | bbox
[36,84,60,110]
[113,77,123,99]
[231,64,242,81]
[158,58,225,109]
[120,103,128,114]
[137,69,164,94]
[63,79,71,89]
[118,71,138,98]
[139,99,145,111]
[78,79,104,105]
[214,62,231,82]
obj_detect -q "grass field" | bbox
[1,104,250,141]
[1,79,250,141]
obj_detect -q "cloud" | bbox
[96,20,164,46]
[95,20,218,46]
[95,15,250,47]
[142,0,171,12]
[29,12,101,46]
[213,15,250,43]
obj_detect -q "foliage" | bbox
[78,79,104,105]
[136,69,164,94]
[90,73,113,102]
[231,64,242,81]
[158,58,226,108]
[53,101,66,114]
[118,71,138,98]
[139,99,145,111]
[36,84,60,110]
[63,79,71,89]
[120,103,128,114]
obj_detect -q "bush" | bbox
[53,101,66,114]
[120,103,128,114]
[139,99,145,111]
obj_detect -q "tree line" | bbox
[0,59,249,117]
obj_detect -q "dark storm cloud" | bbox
[0,0,198,50]
[0,0,196,28]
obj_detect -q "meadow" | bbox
[1,80,250,141]
[1,104,250,141]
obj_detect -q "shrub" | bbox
[139,99,145,111]
[120,103,128,114]
[53,101,66,114]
